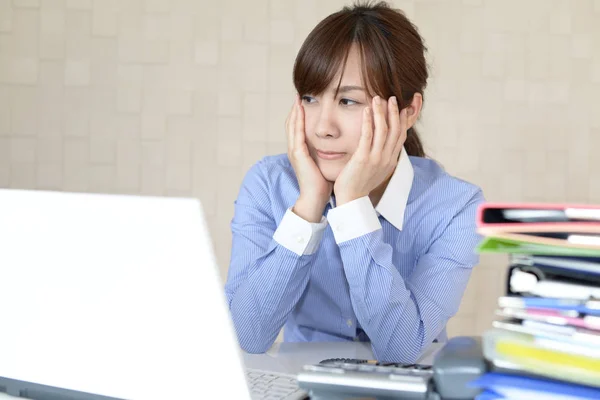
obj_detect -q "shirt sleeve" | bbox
[329,190,485,363]
[327,196,381,243]
[224,161,326,353]
[273,209,328,255]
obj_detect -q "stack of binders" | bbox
[469,203,600,399]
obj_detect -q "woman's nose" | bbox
[314,110,340,139]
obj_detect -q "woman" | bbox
[224,1,484,363]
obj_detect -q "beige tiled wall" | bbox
[1,0,599,338]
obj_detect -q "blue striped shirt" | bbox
[225,153,484,362]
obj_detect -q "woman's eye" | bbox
[340,98,358,106]
[301,95,316,104]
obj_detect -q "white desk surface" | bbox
[0,342,444,399]
[243,341,444,375]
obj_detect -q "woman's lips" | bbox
[316,150,346,160]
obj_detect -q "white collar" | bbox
[329,147,414,231]
[375,147,414,230]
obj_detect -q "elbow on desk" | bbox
[228,300,275,353]
[237,334,273,354]
[231,319,275,354]
[375,346,421,364]
[375,319,439,363]
[373,336,425,364]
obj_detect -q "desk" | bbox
[0,342,444,399]
[243,341,444,375]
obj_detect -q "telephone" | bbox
[297,336,488,400]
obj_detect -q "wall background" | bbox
[1,0,599,337]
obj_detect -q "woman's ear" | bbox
[405,93,423,129]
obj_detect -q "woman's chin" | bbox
[319,168,341,183]
[313,158,345,183]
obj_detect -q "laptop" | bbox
[0,189,251,399]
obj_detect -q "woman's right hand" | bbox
[286,95,333,223]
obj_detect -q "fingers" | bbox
[357,106,373,158]
[287,95,299,154]
[393,107,409,158]
[370,96,388,155]
[295,99,307,152]
[385,96,402,158]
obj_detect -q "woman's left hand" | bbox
[333,95,408,207]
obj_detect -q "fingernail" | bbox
[374,96,380,105]
[391,96,397,106]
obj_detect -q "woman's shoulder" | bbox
[246,154,293,177]
[242,154,296,189]
[409,156,483,206]
[256,153,293,170]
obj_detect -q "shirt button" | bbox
[346,319,353,327]
[336,223,345,232]
[296,236,305,244]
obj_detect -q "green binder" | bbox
[477,236,600,257]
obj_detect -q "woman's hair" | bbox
[293,1,428,157]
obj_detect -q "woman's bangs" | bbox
[293,14,356,96]
[354,25,394,100]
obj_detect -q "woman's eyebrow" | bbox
[336,85,365,94]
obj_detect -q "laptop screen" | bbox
[0,189,250,399]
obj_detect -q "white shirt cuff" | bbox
[273,208,328,256]
[327,196,382,243]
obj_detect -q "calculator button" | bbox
[304,365,345,374]
[390,368,411,374]
[389,374,420,382]
[357,365,376,372]
[410,369,434,377]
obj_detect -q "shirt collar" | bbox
[328,147,414,231]
[375,147,414,231]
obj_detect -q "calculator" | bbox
[297,337,488,400]
[297,358,435,400]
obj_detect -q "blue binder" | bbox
[469,373,600,400]
[475,389,504,399]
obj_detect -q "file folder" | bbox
[507,268,600,299]
[483,329,600,388]
[469,372,600,400]
[497,296,600,316]
[510,255,600,280]
[477,236,600,256]
[496,307,600,331]
[477,203,600,228]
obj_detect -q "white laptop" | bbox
[0,189,250,399]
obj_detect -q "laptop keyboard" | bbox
[246,368,307,400]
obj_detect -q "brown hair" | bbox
[293,1,428,157]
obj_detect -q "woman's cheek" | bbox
[347,112,366,150]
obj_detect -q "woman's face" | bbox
[301,44,386,183]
